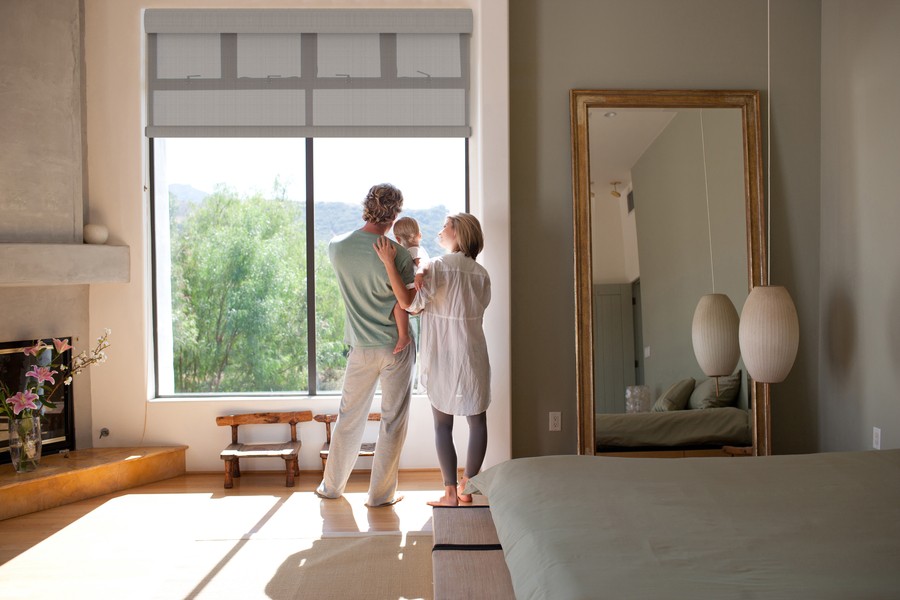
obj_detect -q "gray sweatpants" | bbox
[316,344,414,506]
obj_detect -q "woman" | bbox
[374,213,491,506]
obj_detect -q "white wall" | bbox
[633,110,747,396]
[819,0,900,451]
[83,0,511,472]
[591,189,629,284]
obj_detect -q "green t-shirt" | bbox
[328,229,415,348]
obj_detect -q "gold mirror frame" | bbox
[571,89,770,456]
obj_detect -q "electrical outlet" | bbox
[873,427,881,450]
[549,412,561,432]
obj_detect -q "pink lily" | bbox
[53,338,73,353]
[8,391,39,415]
[26,365,57,385]
[23,341,48,356]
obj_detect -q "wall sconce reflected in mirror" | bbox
[610,181,621,198]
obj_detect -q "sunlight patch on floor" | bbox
[0,489,436,599]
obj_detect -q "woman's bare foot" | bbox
[457,476,473,503]
[393,334,411,354]
[427,485,459,507]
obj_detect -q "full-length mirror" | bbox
[571,90,769,457]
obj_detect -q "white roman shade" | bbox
[144,9,472,138]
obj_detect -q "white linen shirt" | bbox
[408,252,491,416]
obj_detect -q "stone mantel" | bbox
[0,243,130,286]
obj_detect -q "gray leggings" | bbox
[432,406,488,486]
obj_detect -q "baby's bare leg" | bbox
[392,303,411,354]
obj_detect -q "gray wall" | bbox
[510,0,822,456]
[819,1,900,450]
[0,0,93,451]
[634,109,747,399]
[0,0,85,242]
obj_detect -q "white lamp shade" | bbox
[739,285,799,383]
[692,293,741,377]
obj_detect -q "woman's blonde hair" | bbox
[362,183,404,225]
[446,213,484,259]
[392,216,420,248]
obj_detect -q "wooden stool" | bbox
[313,413,381,471]
[215,411,312,489]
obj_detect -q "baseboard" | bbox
[191,467,443,476]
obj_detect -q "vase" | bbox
[83,223,109,245]
[625,385,652,413]
[8,416,42,473]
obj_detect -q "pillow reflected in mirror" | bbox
[651,378,695,412]
[689,370,742,409]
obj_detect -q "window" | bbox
[151,137,466,397]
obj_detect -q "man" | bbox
[315,183,416,507]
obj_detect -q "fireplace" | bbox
[0,337,76,464]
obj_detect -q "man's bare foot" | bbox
[365,495,404,508]
[457,476,473,503]
[427,485,459,507]
[393,335,411,354]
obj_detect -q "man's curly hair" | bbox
[362,183,404,225]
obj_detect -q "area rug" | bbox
[264,533,434,600]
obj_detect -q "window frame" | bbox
[148,136,468,399]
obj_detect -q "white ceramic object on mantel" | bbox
[83,223,109,245]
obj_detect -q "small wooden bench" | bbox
[313,413,381,471]
[215,411,313,489]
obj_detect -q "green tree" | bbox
[315,241,347,391]
[171,188,309,392]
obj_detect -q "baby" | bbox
[390,217,430,353]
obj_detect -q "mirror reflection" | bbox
[571,90,768,457]
[592,107,749,406]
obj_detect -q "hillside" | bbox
[168,184,452,258]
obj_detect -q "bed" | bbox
[466,450,900,599]
[595,406,752,450]
[595,372,752,454]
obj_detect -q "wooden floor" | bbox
[0,469,454,561]
[0,469,484,599]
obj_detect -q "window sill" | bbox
[0,244,130,286]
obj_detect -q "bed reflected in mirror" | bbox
[570,90,769,456]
